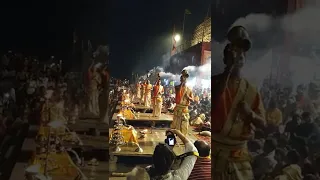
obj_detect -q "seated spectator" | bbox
[266,100,283,127]
[275,150,303,180]
[272,148,287,177]
[188,140,211,180]
[295,112,320,141]
[253,138,278,179]
[265,100,283,134]
[248,140,263,158]
[285,113,301,138]
[146,129,198,180]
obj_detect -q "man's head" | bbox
[227,26,251,52]
[275,148,287,162]
[152,144,175,175]
[180,75,187,84]
[156,80,160,85]
[286,149,300,164]
[302,112,312,123]
[223,44,246,74]
[268,100,277,109]
[263,138,277,153]
[292,114,301,124]
[194,140,210,157]
[180,70,189,84]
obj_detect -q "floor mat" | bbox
[191,126,211,145]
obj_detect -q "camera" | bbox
[165,131,176,147]
[167,137,175,146]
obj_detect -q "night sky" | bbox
[1,0,210,78]
[107,0,211,78]
[0,0,110,61]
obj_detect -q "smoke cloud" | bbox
[139,58,211,89]
[227,0,320,89]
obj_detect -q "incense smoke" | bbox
[139,58,211,89]
[226,0,320,89]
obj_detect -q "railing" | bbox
[174,40,192,54]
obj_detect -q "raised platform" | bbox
[63,135,108,150]
[116,105,152,111]
[68,119,108,133]
[80,161,109,180]
[10,163,27,180]
[111,113,173,122]
[109,128,197,157]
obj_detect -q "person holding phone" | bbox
[146,129,198,180]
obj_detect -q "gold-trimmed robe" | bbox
[170,85,193,135]
[211,75,265,180]
[152,85,164,117]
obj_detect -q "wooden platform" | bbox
[10,163,27,180]
[63,135,109,150]
[80,161,109,180]
[68,119,108,132]
[112,113,173,122]
[21,138,36,152]
[116,105,152,111]
[109,128,197,157]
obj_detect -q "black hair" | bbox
[152,144,175,175]
[248,140,262,152]
[287,149,300,164]
[254,129,265,139]
[304,174,317,180]
[194,140,210,157]
[302,112,311,119]
[227,26,251,52]
[223,44,232,65]
[264,138,277,150]
[275,148,287,159]
[268,100,277,108]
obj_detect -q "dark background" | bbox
[0,0,287,78]
[0,0,110,60]
[108,0,211,78]
[0,0,211,78]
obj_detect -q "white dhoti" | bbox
[145,94,151,107]
[171,104,190,135]
[152,97,162,117]
[89,89,100,116]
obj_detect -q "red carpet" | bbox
[191,126,211,145]
[194,134,211,145]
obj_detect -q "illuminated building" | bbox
[191,17,211,46]
[166,17,211,73]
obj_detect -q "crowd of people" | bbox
[117,78,212,180]
[249,82,320,180]
[124,26,320,180]
[0,51,112,179]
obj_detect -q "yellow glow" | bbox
[174,34,181,42]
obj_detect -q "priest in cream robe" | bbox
[88,62,102,116]
[144,80,152,107]
[170,70,193,135]
[211,31,266,180]
[136,82,141,101]
[140,81,146,105]
[152,80,164,117]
